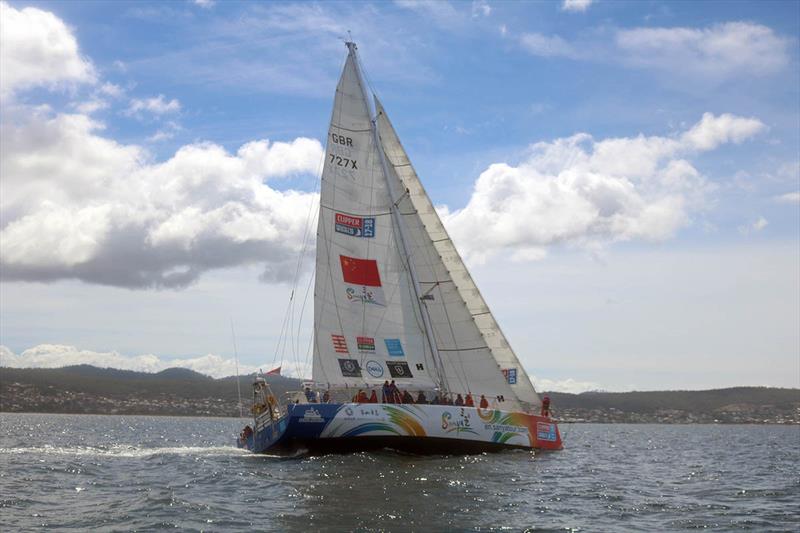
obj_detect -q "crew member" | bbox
[416,391,427,404]
[464,394,474,407]
[369,390,378,403]
[304,387,316,403]
[479,394,489,408]
[454,394,464,406]
[382,380,391,403]
[541,396,551,417]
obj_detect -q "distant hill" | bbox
[1,365,797,422]
[0,365,303,417]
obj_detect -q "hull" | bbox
[238,403,562,455]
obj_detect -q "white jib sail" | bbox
[312,47,438,391]
[375,98,542,411]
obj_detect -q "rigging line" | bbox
[230,319,243,418]
[290,174,321,372]
[295,206,319,361]
[271,296,292,366]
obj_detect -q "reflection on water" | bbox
[1,413,798,531]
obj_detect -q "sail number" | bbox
[329,153,358,169]
[331,134,353,146]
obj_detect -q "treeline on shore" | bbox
[1,365,798,423]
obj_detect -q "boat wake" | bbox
[0,444,251,458]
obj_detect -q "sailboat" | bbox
[238,42,562,455]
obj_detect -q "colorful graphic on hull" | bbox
[537,422,557,442]
[335,213,375,238]
[340,255,385,306]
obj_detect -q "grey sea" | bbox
[0,414,797,532]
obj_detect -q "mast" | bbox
[345,41,449,394]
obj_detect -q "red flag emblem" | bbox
[340,255,381,286]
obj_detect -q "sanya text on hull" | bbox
[237,42,562,455]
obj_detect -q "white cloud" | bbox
[774,191,800,204]
[192,0,215,8]
[519,32,580,59]
[74,99,109,114]
[126,95,181,116]
[99,82,124,98]
[471,0,491,18]
[681,112,766,151]
[0,343,308,379]
[441,113,765,263]
[147,121,182,143]
[561,0,594,13]
[739,216,768,235]
[616,22,790,79]
[533,376,601,394]
[0,1,96,97]
[395,0,464,29]
[1,106,323,288]
[517,21,789,81]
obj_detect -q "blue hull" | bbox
[238,403,562,455]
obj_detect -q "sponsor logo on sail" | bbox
[331,334,349,354]
[357,336,375,351]
[335,213,375,238]
[384,338,404,356]
[340,255,385,306]
[365,360,384,378]
[387,361,413,378]
[338,358,362,377]
[299,408,324,423]
[537,422,557,442]
[502,368,518,385]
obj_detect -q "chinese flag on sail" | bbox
[340,255,385,306]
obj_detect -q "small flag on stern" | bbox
[266,366,281,376]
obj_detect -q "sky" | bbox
[0,0,798,393]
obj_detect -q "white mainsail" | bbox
[312,43,541,412]
[312,46,438,391]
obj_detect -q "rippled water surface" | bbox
[0,414,797,531]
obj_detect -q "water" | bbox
[0,414,797,532]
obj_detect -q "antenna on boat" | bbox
[230,318,244,418]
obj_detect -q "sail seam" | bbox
[438,347,489,352]
[319,203,392,217]
[330,124,371,133]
